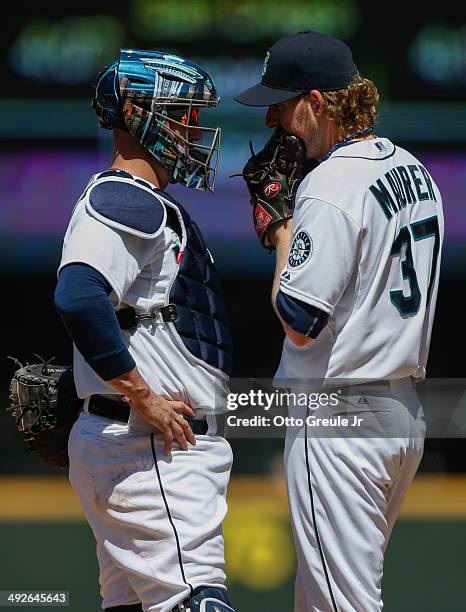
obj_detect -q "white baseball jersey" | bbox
[278,137,442,611]
[58,174,229,424]
[276,137,444,382]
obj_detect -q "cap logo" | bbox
[261,51,270,77]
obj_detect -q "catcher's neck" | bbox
[111,129,170,189]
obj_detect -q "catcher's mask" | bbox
[92,49,221,192]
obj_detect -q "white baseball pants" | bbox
[284,381,425,612]
[68,409,232,612]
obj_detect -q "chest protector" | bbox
[86,171,233,377]
[160,189,233,377]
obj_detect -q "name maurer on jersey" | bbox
[369,164,437,221]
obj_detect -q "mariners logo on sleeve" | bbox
[289,231,313,268]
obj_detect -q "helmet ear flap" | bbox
[92,63,126,131]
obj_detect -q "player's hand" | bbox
[108,367,196,455]
[233,128,312,250]
[123,389,196,455]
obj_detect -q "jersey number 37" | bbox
[390,215,440,318]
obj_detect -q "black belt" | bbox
[344,377,416,390]
[88,395,210,435]
[285,378,415,394]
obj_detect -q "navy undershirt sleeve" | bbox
[276,289,329,339]
[54,263,136,380]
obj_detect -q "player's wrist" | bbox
[108,367,152,404]
[122,386,153,408]
[269,218,292,248]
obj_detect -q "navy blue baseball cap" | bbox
[235,30,358,107]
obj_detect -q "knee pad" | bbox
[174,586,235,612]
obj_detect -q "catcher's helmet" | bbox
[92,49,221,192]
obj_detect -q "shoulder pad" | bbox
[150,186,180,207]
[86,179,166,238]
[134,180,182,209]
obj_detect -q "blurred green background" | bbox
[1,475,466,611]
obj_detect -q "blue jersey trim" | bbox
[276,290,329,339]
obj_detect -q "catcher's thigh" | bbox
[284,388,424,612]
[68,411,233,612]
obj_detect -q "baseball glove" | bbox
[238,128,315,249]
[7,358,83,467]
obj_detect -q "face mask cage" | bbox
[131,97,221,192]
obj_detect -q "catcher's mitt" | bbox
[7,358,83,467]
[238,128,316,249]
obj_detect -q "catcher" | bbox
[8,49,236,612]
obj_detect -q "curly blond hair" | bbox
[321,75,379,133]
